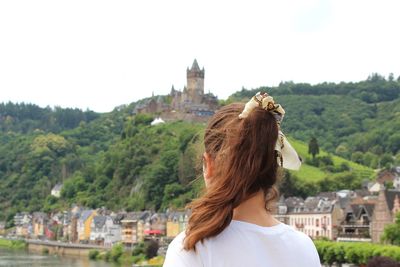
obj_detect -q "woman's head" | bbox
[184,102,280,250]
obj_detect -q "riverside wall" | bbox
[27,240,108,257]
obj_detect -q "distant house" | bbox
[77,210,97,242]
[90,215,121,246]
[166,211,189,238]
[32,212,48,239]
[51,183,63,198]
[277,195,342,240]
[69,213,80,243]
[121,213,140,247]
[90,215,107,245]
[90,215,121,247]
[147,213,167,236]
[371,188,400,243]
[104,217,122,247]
[370,168,400,191]
[14,212,31,226]
[16,223,31,238]
[14,212,32,238]
[377,170,396,185]
[337,203,375,242]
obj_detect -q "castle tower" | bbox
[186,59,205,104]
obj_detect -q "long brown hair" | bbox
[184,102,280,250]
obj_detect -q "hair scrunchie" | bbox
[239,92,302,170]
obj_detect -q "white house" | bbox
[277,196,343,240]
[51,183,63,198]
[90,215,121,246]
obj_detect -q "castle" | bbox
[134,59,218,119]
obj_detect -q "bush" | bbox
[144,239,159,259]
[0,239,26,249]
[103,251,111,261]
[110,243,124,262]
[314,241,400,265]
[132,253,146,264]
[132,242,145,256]
[89,250,99,260]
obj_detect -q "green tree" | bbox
[381,213,400,245]
[308,137,320,160]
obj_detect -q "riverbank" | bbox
[26,239,108,257]
[0,238,26,249]
[88,244,164,266]
[0,248,115,267]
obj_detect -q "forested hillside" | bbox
[227,73,400,169]
[0,104,204,226]
[1,74,399,228]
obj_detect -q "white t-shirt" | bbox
[163,220,321,267]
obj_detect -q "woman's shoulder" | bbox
[279,225,321,265]
[163,231,204,267]
[283,225,317,247]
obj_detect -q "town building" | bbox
[337,203,375,242]
[371,188,400,242]
[121,212,142,247]
[65,206,82,243]
[32,212,48,239]
[14,212,32,238]
[276,195,342,240]
[166,211,189,238]
[90,215,121,246]
[104,216,122,247]
[77,210,97,243]
[146,213,167,236]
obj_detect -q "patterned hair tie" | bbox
[239,92,301,170]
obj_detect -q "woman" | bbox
[163,93,321,267]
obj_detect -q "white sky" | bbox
[1,0,399,112]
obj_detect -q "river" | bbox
[0,248,121,267]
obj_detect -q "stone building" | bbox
[371,188,400,243]
[134,59,218,118]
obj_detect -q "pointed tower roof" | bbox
[191,59,200,71]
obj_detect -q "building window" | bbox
[316,219,319,227]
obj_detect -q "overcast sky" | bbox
[1,0,399,112]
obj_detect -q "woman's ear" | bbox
[203,152,214,187]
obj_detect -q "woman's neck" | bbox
[232,190,280,227]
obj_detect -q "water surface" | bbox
[0,248,119,267]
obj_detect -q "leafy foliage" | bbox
[381,213,400,245]
[315,240,400,265]
[228,76,400,167]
